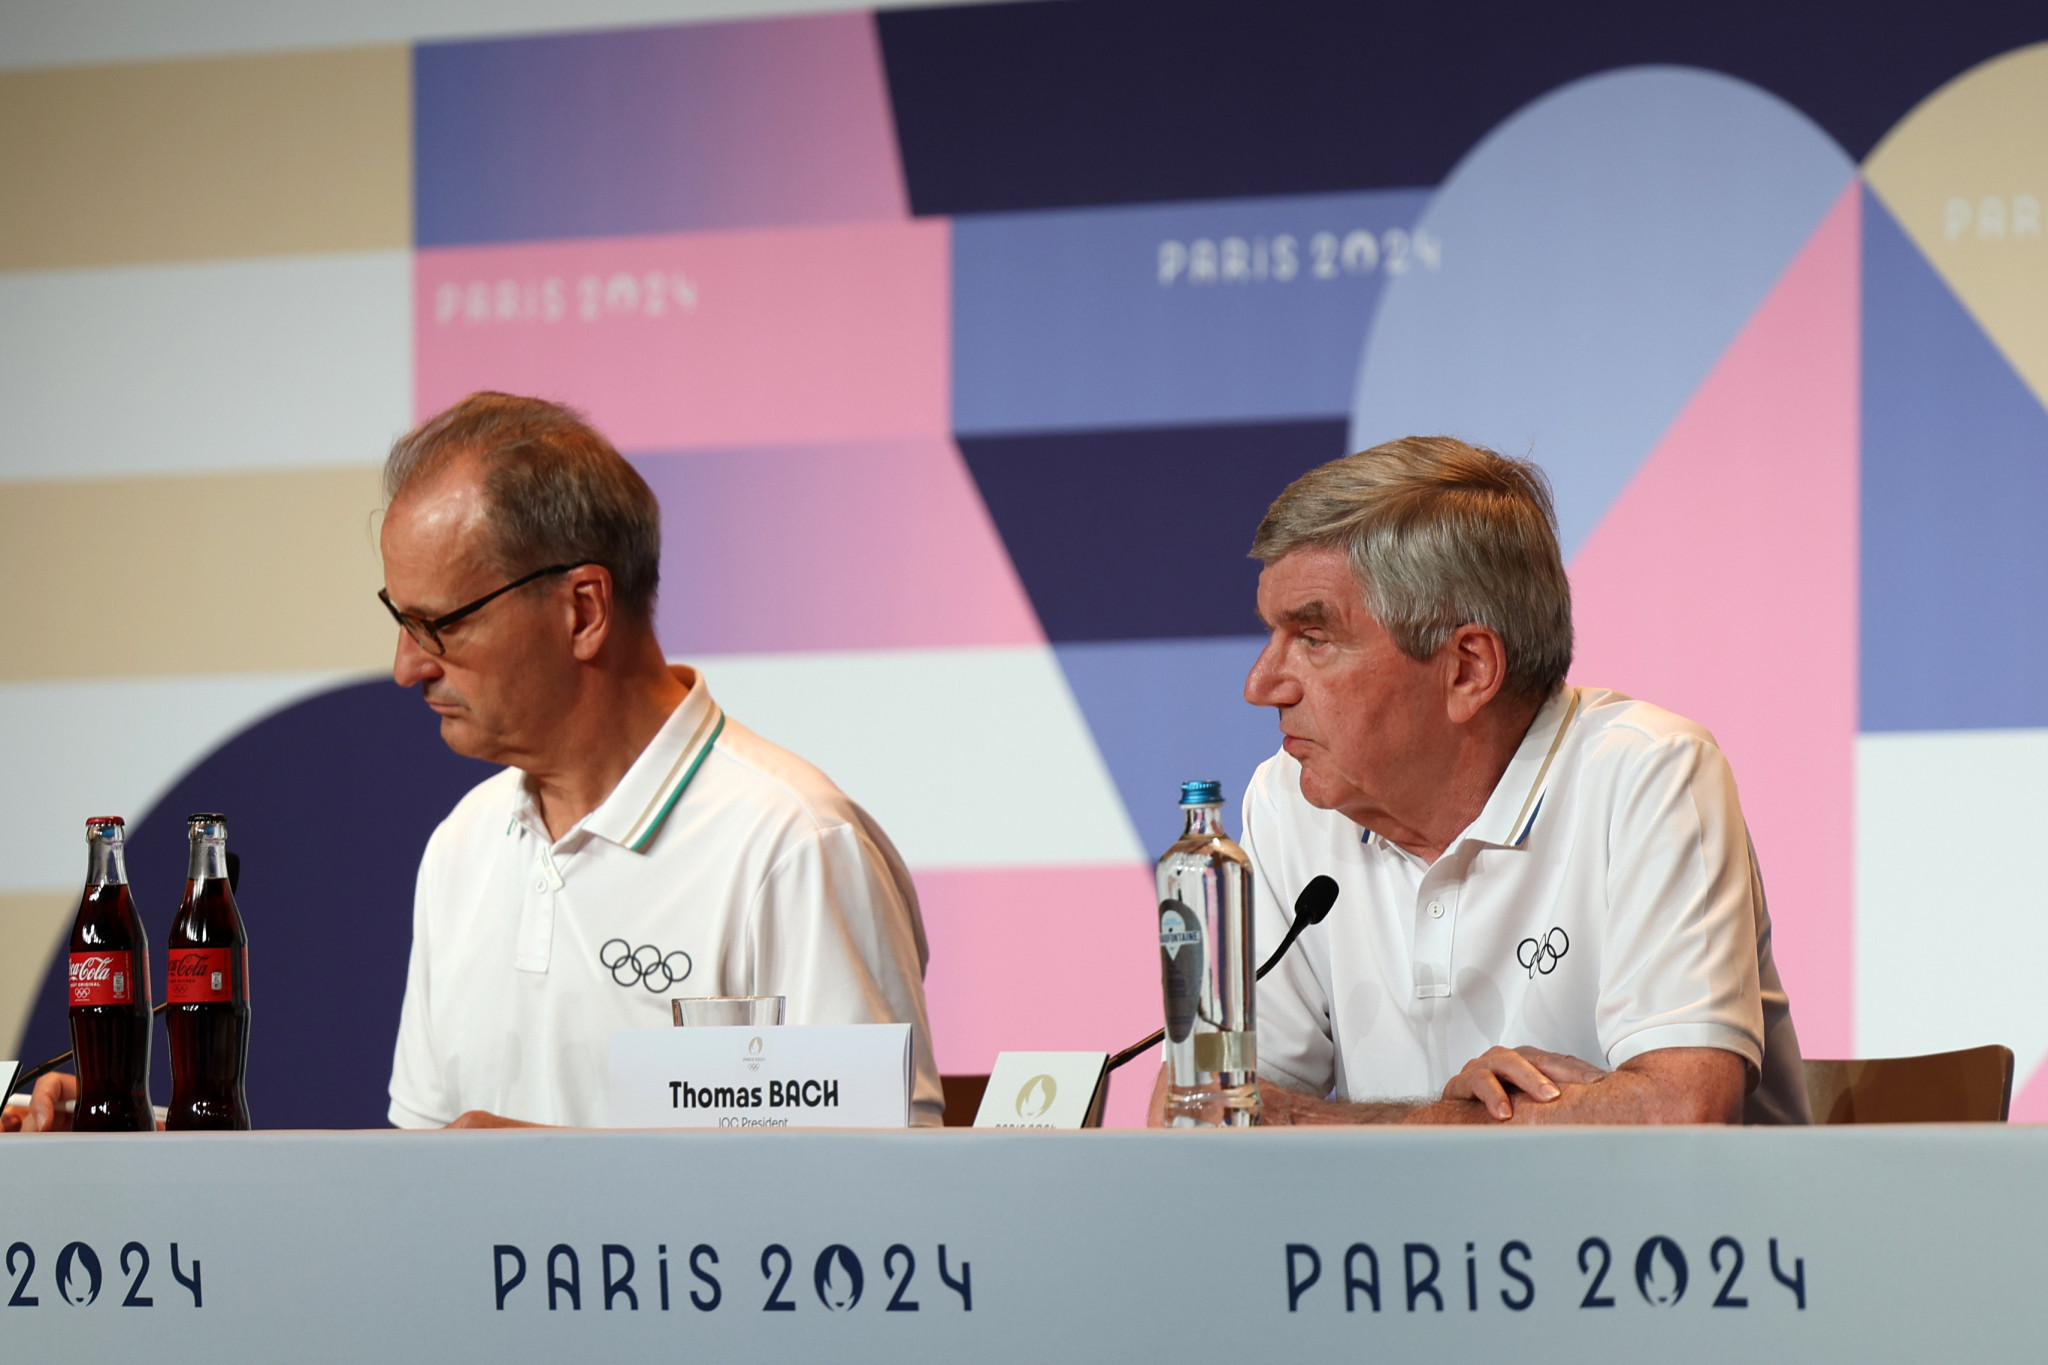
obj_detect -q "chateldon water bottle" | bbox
[1155,781,1258,1127]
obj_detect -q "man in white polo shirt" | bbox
[1235,436,1806,1125]
[378,392,943,1129]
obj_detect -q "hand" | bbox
[445,1109,541,1129]
[1442,1046,1608,1121]
[1,1073,80,1133]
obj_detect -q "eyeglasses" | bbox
[378,562,591,657]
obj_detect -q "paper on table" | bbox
[610,1024,912,1129]
[975,1052,1110,1129]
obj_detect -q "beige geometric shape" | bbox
[1864,43,2048,411]
[0,889,73,1063]
[0,465,397,681]
[0,46,409,270]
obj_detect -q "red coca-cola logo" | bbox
[69,951,134,1006]
[166,948,236,1004]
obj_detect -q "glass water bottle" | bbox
[1155,780,1259,1127]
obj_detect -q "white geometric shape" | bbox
[0,250,410,482]
[0,670,369,891]
[690,645,1146,869]
[1857,728,2048,1084]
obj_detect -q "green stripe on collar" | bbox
[628,711,726,853]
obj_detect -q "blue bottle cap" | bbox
[1179,780,1225,806]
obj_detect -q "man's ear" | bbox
[565,566,615,662]
[1443,623,1509,724]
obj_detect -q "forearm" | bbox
[1508,1057,1743,1125]
[1264,1047,1744,1126]
[1258,1081,1492,1126]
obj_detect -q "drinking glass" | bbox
[673,995,786,1027]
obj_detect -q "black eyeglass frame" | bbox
[378,561,593,656]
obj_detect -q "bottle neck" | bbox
[187,825,229,881]
[1180,803,1225,838]
[87,829,128,886]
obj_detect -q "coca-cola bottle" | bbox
[165,812,251,1131]
[68,816,154,1132]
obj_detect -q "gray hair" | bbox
[1250,436,1573,699]
[385,392,663,622]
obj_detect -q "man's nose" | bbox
[1244,638,1298,708]
[392,629,441,688]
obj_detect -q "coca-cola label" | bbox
[69,951,135,1006]
[166,947,238,1003]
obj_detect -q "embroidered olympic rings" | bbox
[599,937,693,993]
[1516,927,1570,978]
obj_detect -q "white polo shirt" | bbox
[1247,686,1808,1124]
[388,667,944,1129]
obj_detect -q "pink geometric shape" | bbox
[1568,181,1862,1058]
[643,11,909,229]
[633,438,1044,652]
[2011,1056,2048,1124]
[915,863,1161,1128]
[415,220,948,450]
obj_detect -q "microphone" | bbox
[1255,873,1337,982]
[1104,875,1339,1073]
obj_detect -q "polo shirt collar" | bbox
[1460,684,1581,850]
[572,666,726,854]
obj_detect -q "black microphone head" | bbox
[1294,875,1339,925]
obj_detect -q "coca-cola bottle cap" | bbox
[86,815,125,826]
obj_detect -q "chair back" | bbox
[1803,1045,2014,1123]
[941,1074,990,1127]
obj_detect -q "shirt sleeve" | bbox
[387,824,454,1129]
[1597,732,1767,1074]
[744,818,946,1128]
[1243,767,1338,1097]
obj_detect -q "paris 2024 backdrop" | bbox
[5,0,2048,1127]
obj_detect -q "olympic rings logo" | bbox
[599,938,693,993]
[1516,927,1569,978]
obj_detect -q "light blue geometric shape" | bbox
[956,189,1427,436]
[1350,66,1855,557]
[1054,636,1277,855]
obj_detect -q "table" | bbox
[4,1124,2041,1360]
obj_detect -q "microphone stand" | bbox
[1105,875,1336,1074]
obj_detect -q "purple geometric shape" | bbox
[1861,186,2048,732]
[417,13,906,247]
[18,681,497,1128]
[959,420,1349,643]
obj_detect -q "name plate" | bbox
[975,1051,1109,1129]
[610,1024,911,1129]
[1,1060,18,1104]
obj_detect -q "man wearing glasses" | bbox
[375,391,944,1129]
